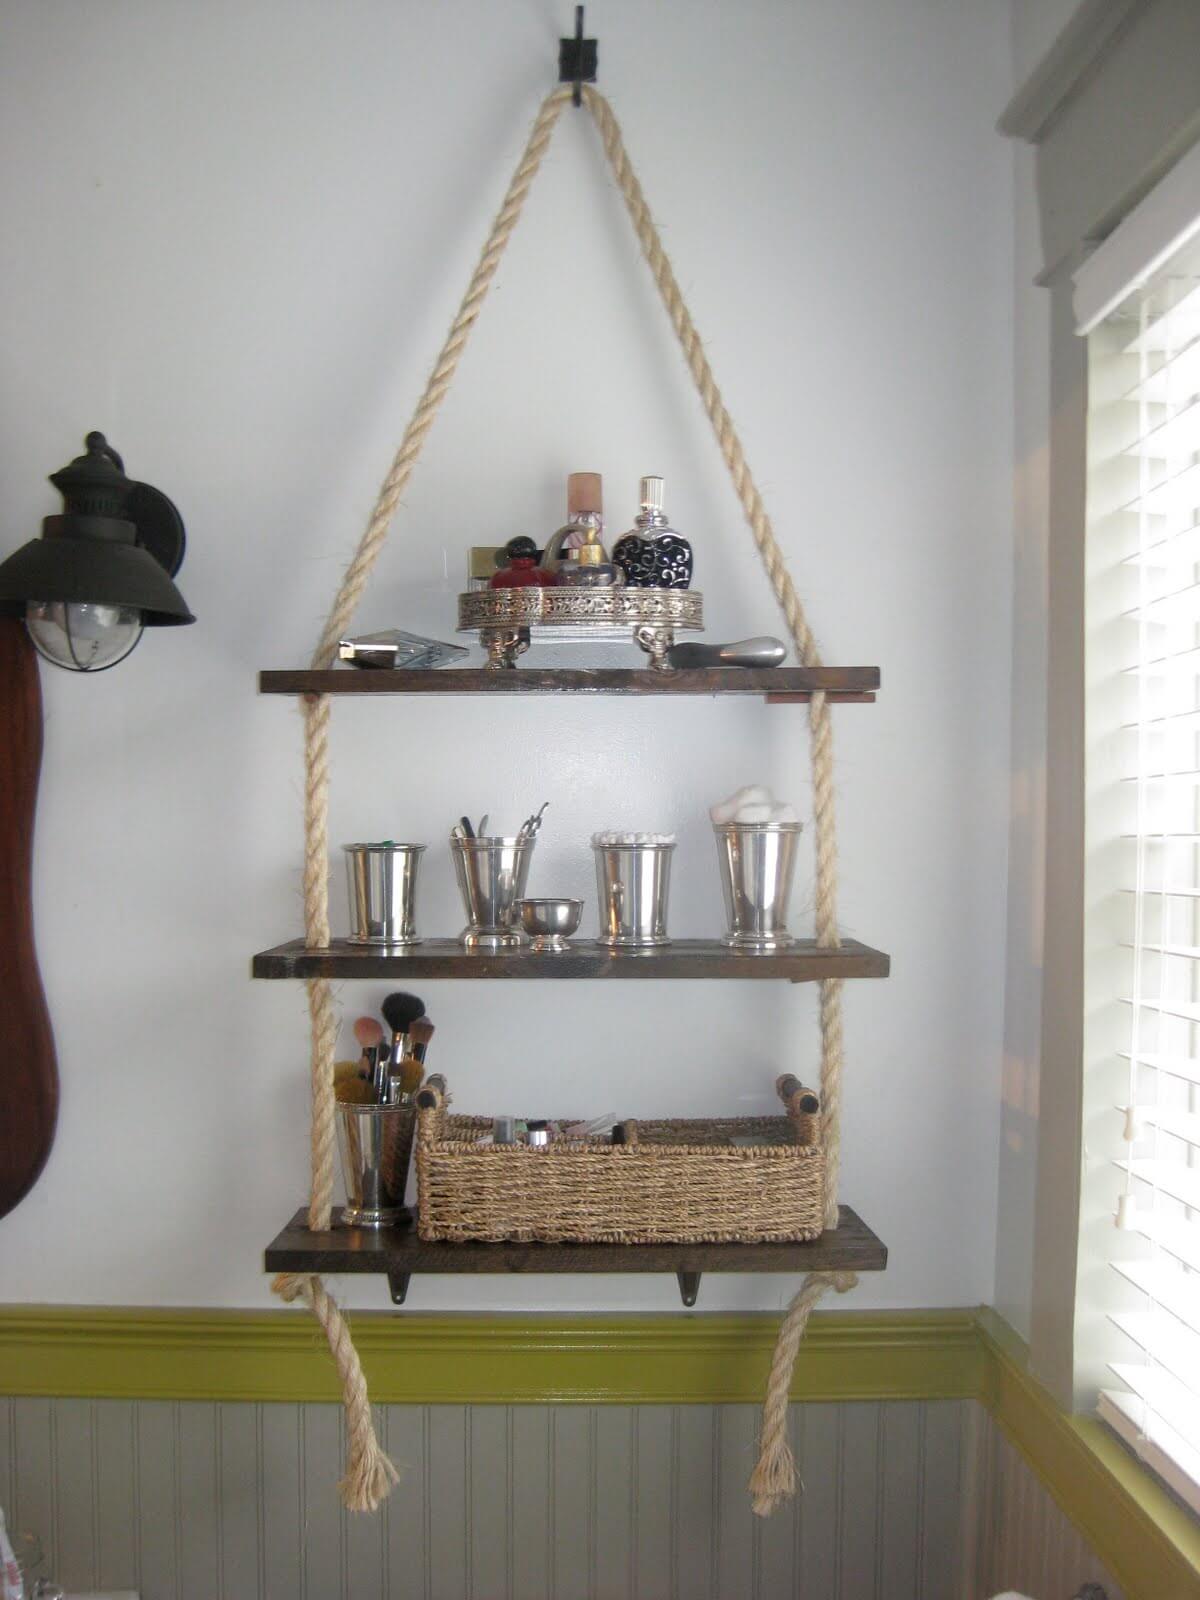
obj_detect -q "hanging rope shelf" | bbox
[259,32,888,1519]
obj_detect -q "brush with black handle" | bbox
[381,991,426,1094]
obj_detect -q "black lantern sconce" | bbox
[0,431,194,671]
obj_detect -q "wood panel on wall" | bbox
[0,1395,1123,1599]
[2,1397,974,1600]
[974,1407,1124,1600]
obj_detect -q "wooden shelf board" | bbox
[251,936,890,982]
[264,1205,887,1278]
[258,666,879,701]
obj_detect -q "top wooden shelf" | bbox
[257,667,880,702]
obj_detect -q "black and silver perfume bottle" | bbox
[612,476,693,589]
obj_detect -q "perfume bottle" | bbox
[558,529,624,588]
[613,476,694,589]
[540,472,605,576]
[490,535,558,589]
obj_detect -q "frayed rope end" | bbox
[748,1438,796,1518]
[339,1439,401,1513]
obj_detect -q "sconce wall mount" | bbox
[0,432,195,671]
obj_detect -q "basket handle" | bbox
[415,1077,448,1144]
[776,1074,821,1147]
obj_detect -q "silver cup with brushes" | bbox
[336,994,436,1228]
[336,1101,415,1228]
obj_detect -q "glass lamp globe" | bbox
[25,600,144,672]
[0,433,193,672]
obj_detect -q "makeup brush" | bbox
[381,991,426,1073]
[353,1015,385,1055]
[409,1017,435,1066]
[394,1056,424,1098]
[335,1059,376,1105]
[352,1016,385,1079]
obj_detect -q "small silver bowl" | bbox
[514,897,584,953]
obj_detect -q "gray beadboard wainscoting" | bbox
[974,1409,1124,1600]
[1,1396,1120,1599]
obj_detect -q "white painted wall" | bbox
[1011,0,1089,85]
[993,0,1097,1343]
[993,129,1048,1344]
[993,0,1064,1340]
[0,0,1014,1311]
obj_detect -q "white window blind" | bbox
[1085,238,1200,1517]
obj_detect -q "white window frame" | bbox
[1078,156,1200,1518]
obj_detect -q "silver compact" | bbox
[338,629,468,670]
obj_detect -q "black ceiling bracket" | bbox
[559,5,597,107]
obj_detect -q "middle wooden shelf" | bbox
[252,936,890,981]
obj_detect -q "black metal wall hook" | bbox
[559,4,597,106]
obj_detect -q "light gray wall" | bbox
[0,1,1015,1315]
[994,128,1049,1345]
[0,1394,1121,1600]
[1011,0,1093,86]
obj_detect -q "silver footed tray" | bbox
[457,587,704,670]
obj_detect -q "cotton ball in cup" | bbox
[710,783,774,823]
[770,803,800,824]
[734,802,775,823]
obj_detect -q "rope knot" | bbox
[271,1272,312,1305]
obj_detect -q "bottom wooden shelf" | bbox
[264,1205,887,1306]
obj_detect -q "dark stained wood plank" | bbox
[264,1205,886,1277]
[257,666,880,700]
[251,936,890,982]
[0,619,58,1218]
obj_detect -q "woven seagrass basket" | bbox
[414,1075,825,1245]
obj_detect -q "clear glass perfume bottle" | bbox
[558,529,624,588]
[612,476,694,589]
[540,472,605,576]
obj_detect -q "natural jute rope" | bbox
[274,85,853,1514]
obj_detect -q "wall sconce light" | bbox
[0,431,194,671]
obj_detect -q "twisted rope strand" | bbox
[279,85,577,1510]
[280,86,856,1517]
[580,88,844,1226]
[273,1274,400,1511]
[748,1269,858,1516]
[308,87,574,677]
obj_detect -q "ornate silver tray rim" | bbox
[457,587,704,632]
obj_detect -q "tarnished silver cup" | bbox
[343,842,424,945]
[713,821,802,950]
[451,835,536,950]
[593,841,674,947]
[336,1101,415,1228]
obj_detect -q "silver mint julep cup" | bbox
[593,840,674,947]
[336,1101,415,1228]
[713,821,802,951]
[451,835,537,950]
[343,842,425,946]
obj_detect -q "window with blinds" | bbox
[1085,250,1200,1516]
